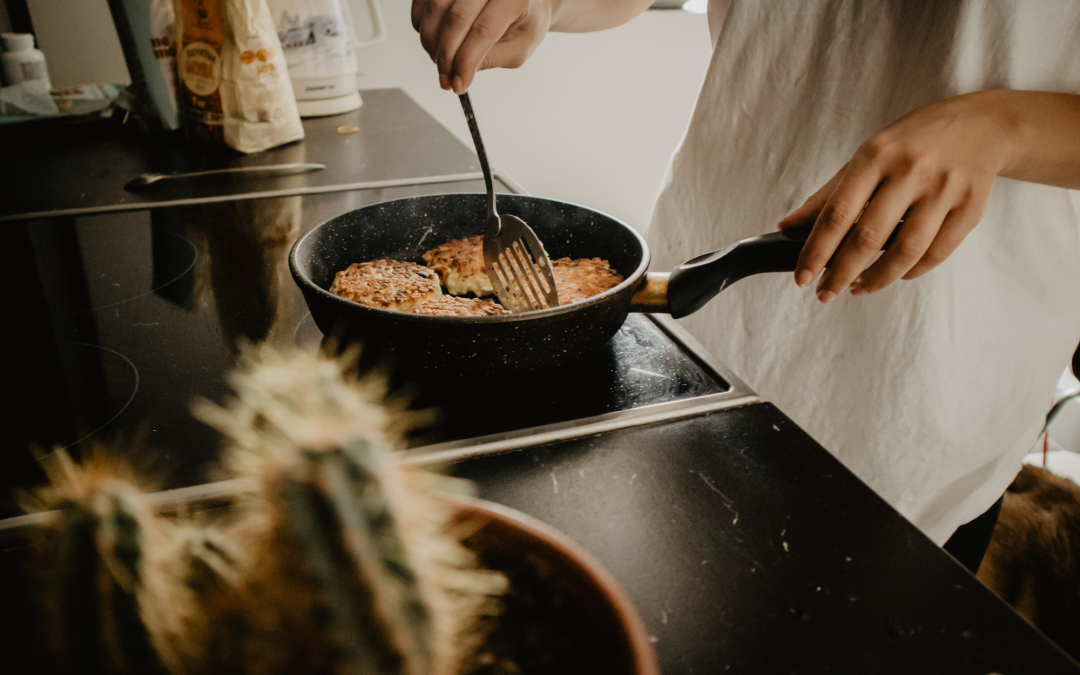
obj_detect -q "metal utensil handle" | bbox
[458,92,499,233]
[666,223,900,319]
[165,163,326,181]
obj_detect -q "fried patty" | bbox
[510,257,623,306]
[409,296,510,317]
[549,257,623,304]
[422,235,494,297]
[330,259,443,312]
[425,236,623,308]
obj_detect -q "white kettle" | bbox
[266,0,385,117]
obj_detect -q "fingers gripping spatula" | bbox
[459,93,559,312]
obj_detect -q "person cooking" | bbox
[410,0,1080,571]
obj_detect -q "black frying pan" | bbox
[289,193,813,378]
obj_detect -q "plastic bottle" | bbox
[1,32,51,87]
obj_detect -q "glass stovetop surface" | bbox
[0,184,727,519]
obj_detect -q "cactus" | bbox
[21,451,239,675]
[194,346,507,675]
[21,347,504,675]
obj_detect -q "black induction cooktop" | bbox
[0,182,736,519]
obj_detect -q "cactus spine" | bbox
[195,347,505,675]
[22,347,505,675]
[23,451,239,675]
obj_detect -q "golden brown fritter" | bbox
[422,235,494,297]
[425,236,623,309]
[550,257,623,305]
[510,257,623,307]
[409,296,511,317]
[329,259,443,312]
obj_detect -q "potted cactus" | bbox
[13,348,658,675]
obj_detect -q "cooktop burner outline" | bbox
[20,341,140,457]
[17,228,199,320]
[62,232,198,319]
[293,311,323,352]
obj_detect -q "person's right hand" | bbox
[411,0,557,94]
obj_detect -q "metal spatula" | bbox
[459,93,559,313]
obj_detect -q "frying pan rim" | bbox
[289,194,652,325]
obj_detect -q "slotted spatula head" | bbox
[458,91,559,313]
[483,214,559,313]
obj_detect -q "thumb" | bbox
[462,41,528,91]
[479,36,540,71]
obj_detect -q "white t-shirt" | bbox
[647,0,1080,545]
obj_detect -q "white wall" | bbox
[21,0,711,231]
[352,0,712,231]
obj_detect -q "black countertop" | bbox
[448,404,1079,674]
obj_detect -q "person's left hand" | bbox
[778,93,1012,302]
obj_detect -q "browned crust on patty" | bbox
[545,257,624,305]
[409,296,510,317]
[422,234,494,297]
[330,259,443,312]
[425,236,623,308]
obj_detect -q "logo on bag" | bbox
[179,41,222,96]
[243,46,277,74]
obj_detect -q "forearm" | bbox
[991,90,1080,190]
[550,0,655,32]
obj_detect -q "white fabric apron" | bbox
[647,0,1080,545]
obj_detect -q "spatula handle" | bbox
[458,92,499,234]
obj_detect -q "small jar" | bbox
[1,33,51,87]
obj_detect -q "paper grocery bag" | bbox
[174,0,303,153]
[221,0,304,152]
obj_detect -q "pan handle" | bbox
[665,223,898,319]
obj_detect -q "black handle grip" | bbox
[666,223,898,319]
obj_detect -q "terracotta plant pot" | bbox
[453,495,660,675]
